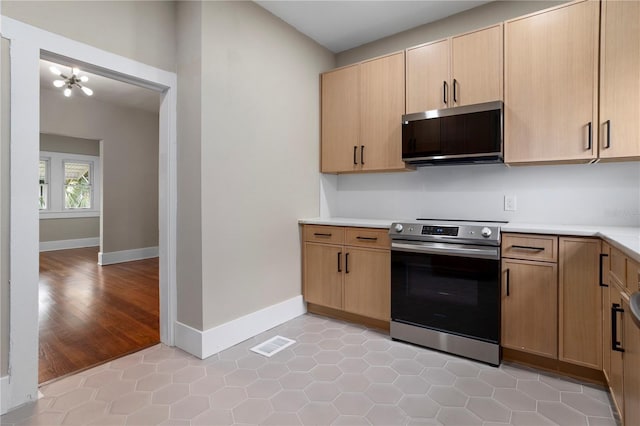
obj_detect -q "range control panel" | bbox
[421,226,459,236]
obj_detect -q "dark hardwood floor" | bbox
[39,247,159,384]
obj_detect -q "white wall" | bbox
[326,162,640,226]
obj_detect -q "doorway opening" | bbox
[3,16,177,410]
[37,58,162,384]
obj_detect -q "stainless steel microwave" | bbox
[402,101,503,166]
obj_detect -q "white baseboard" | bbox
[39,237,99,252]
[1,375,9,415]
[175,295,306,359]
[98,246,159,266]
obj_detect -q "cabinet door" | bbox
[304,243,343,309]
[624,297,640,426]
[451,24,503,107]
[343,248,390,321]
[502,259,558,358]
[602,243,612,382]
[406,40,450,113]
[559,238,602,369]
[505,1,599,163]
[321,65,360,173]
[360,52,406,171]
[609,286,625,419]
[599,0,640,160]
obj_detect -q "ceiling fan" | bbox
[49,66,93,97]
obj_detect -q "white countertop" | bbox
[298,217,395,229]
[298,217,640,262]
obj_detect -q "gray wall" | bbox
[39,134,101,244]
[1,38,9,376]
[336,1,567,67]
[1,1,176,72]
[41,133,100,156]
[40,88,159,253]
[175,1,204,330]
[198,1,334,330]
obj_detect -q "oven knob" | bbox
[394,224,404,233]
[481,227,492,238]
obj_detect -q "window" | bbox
[39,151,100,218]
[39,159,49,210]
[64,161,92,209]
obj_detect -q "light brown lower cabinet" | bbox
[302,225,390,322]
[623,295,640,426]
[304,243,343,310]
[602,243,612,382]
[501,258,558,358]
[343,247,390,321]
[602,240,640,426]
[609,284,625,418]
[559,237,602,369]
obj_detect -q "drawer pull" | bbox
[505,268,510,297]
[511,245,545,251]
[345,252,350,274]
[314,232,332,237]
[356,236,378,241]
[612,303,625,352]
[599,253,609,287]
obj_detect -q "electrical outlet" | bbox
[504,195,517,211]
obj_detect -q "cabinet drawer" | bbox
[304,225,345,244]
[610,247,626,287]
[345,227,390,249]
[502,234,558,262]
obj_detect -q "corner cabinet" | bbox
[302,225,390,322]
[558,237,602,369]
[504,0,599,164]
[599,0,640,160]
[320,52,408,174]
[602,243,640,425]
[406,24,503,114]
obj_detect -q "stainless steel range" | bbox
[389,219,506,366]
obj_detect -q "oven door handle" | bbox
[391,241,500,260]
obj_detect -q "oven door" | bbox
[391,241,500,343]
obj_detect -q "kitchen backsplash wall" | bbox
[321,162,640,226]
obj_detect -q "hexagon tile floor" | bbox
[1,314,619,426]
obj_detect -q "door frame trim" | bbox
[1,16,177,412]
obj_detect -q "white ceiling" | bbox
[255,0,491,53]
[39,59,160,113]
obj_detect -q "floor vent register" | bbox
[250,335,296,357]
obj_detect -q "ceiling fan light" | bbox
[49,66,62,76]
[79,75,89,83]
[63,87,72,97]
[53,80,65,88]
[72,67,80,76]
[81,86,93,96]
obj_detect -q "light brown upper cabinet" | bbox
[320,52,407,174]
[599,0,640,160]
[321,64,360,173]
[406,24,503,114]
[504,1,599,164]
